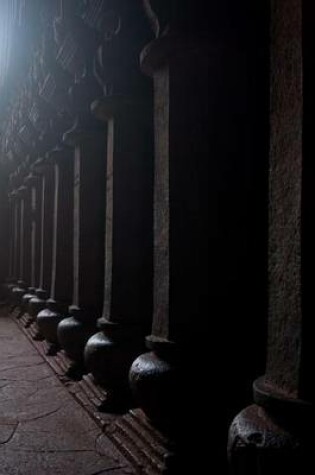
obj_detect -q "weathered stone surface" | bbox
[267,0,303,397]
[0,310,134,474]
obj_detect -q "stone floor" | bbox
[0,310,135,475]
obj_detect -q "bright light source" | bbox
[0,1,20,88]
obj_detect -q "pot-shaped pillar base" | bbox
[11,280,27,307]
[2,279,16,302]
[84,319,145,410]
[129,336,178,433]
[37,298,66,349]
[21,287,36,315]
[20,287,37,323]
[57,305,96,365]
[228,402,313,475]
[28,289,48,320]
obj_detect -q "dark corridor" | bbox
[1,1,312,474]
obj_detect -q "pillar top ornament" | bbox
[140,1,209,77]
[17,185,28,198]
[24,171,41,188]
[46,143,72,163]
[142,0,171,38]
[32,156,53,174]
[8,189,18,201]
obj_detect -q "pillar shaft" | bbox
[99,104,153,328]
[39,162,54,294]
[11,182,29,305]
[256,0,311,406]
[71,137,106,316]
[13,193,21,282]
[50,148,73,306]
[30,177,42,289]
[7,194,15,281]
[23,187,32,287]
[229,2,314,473]
[18,186,27,282]
[263,0,303,398]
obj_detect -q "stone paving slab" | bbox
[0,312,135,475]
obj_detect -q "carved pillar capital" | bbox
[142,0,171,38]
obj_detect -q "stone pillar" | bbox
[0,165,8,295]
[11,183,27,305]
[77,0,153,407]
[22,170,43,315]
[228,1,314,473]
[57,130,106,368]
[39,157,55,300]
[5,188,18,294]
[129,2,210,437]
[4,186,18,302]
[12,189,20,286]
[18,180,35,314]
[12,189,20,284]
[37,146,73,350]
[84,94,153,407]
[27,157,55,320]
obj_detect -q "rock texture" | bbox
[0,308,134,475]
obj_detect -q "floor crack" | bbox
[21,406,63,422]
[0,421,19,445]
[0,362,45,372]
[88,467,127,475]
